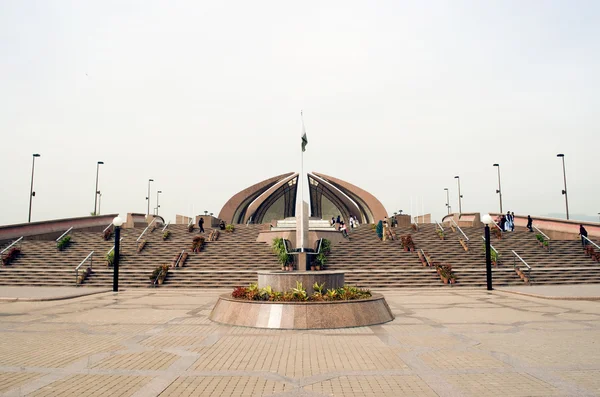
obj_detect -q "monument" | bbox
[209,118,394,329]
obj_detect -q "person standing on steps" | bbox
[198,217,205,233]
[511,212,516,232]
[580,225,588,247]
[526,215,533,232]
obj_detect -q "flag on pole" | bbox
[301,111,308,152]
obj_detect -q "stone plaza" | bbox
[1,286,600,396]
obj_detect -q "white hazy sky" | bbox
[1,0,599,226]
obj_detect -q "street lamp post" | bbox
[454,176,462,216]
[93,161,104,216]
[493,164,502,213]
[113,216,123,292]
[482,214,493,291]
[146,179,154,217]
[557,154,569,220]
[28,154,41,223]
[444,188,450,214]
[98,192,102,215]
[156,190,162,216]
[112,216,124,292]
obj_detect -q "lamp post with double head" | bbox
[112,216,124,292]
[454,176,462,216]
[146,179,154,217]
[493,164,502,213]
[93,161,104,216]
[482,214,493,291]
[28,153,41,223]
[156,190,162,216]
[444,188,450,214]
[557,154,569,220]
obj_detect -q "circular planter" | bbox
[209,293,394,329]
[257,270,344,295]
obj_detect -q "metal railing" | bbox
[102,223,113,234]
[419,249,431,267]
[435,221,444,232]
[174,249,186,267]
[56,227,73,242]
[451,219,469,249]
[187,218,194,227]
[512,250,532,279]
[162,221,170,232]
[491,219,503,235]
[137,218,157,242]
[75,251,93,285]
[583,236,600,251]
[481,236,499,257]
[1,236,24,255]
[107,238,123,256]
[533,225,551,252]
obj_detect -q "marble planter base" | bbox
[209,293,394,329]
[257,270,344,295]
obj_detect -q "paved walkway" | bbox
[496,284,600,300]
[1,288,600,396]
[0,286,111,301]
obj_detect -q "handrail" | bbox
[413,219,420,231]
[512,250,532,279]
[533,225,551,252]
[435,221,444,232]
[583,236,600,251]
[162,221,170,233]
[174,249,186,267]
[75,251,93,285]
[419,249,431,267]
[102,223,113,233]
[107,238,123,256]
[451,219,469,242]
[56,227,73,242]
[481,236,498,256]
[491,219,503,234]
[1,236,24,255]
[187,218,193,227]
[137,218,157,242]
[533,226,550,241]
[315,238,323,254]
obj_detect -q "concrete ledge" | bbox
[496,284,600,301]
[209,293,394,329]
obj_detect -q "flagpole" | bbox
[300,111,305,252]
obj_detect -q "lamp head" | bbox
[481,214,492,225]
[149,178,154,182]
[33,153,40,157]
[454,176,459,179]
[557,154,564,158]
[158,190,162,193]
[98,161,104,165]
[444,188,448,191]
[493,163,499,167]
[113,216,124,227]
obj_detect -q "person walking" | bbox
[506,211,513,232]
[580,225,589,247]
[526,215,533,232]
[198,217,205,233]
[511,212,516,231]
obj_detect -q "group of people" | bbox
[330,215,360,237]
[496,211,516,232]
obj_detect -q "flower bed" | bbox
[231,281,371,302]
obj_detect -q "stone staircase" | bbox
[0,224,280,288]
[1,220,599,289]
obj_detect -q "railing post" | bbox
[484,224,493,290]
[113,226,121,292]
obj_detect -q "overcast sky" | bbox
[1,0,599,226]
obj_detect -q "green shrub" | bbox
[57,235,71,251]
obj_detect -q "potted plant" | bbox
[191,236,205,253]
[225,224,235,233]
[436,229,445,240]
[2,247,21,266]
[56,235,72,251]
[188,223,194,233]
[163,230,171,241]
[137,239,147,253]
[149,265,169,285]
[105,251,115,267]
[76,267,91,284]
[103,228,113,241]
[272,238,292,271]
